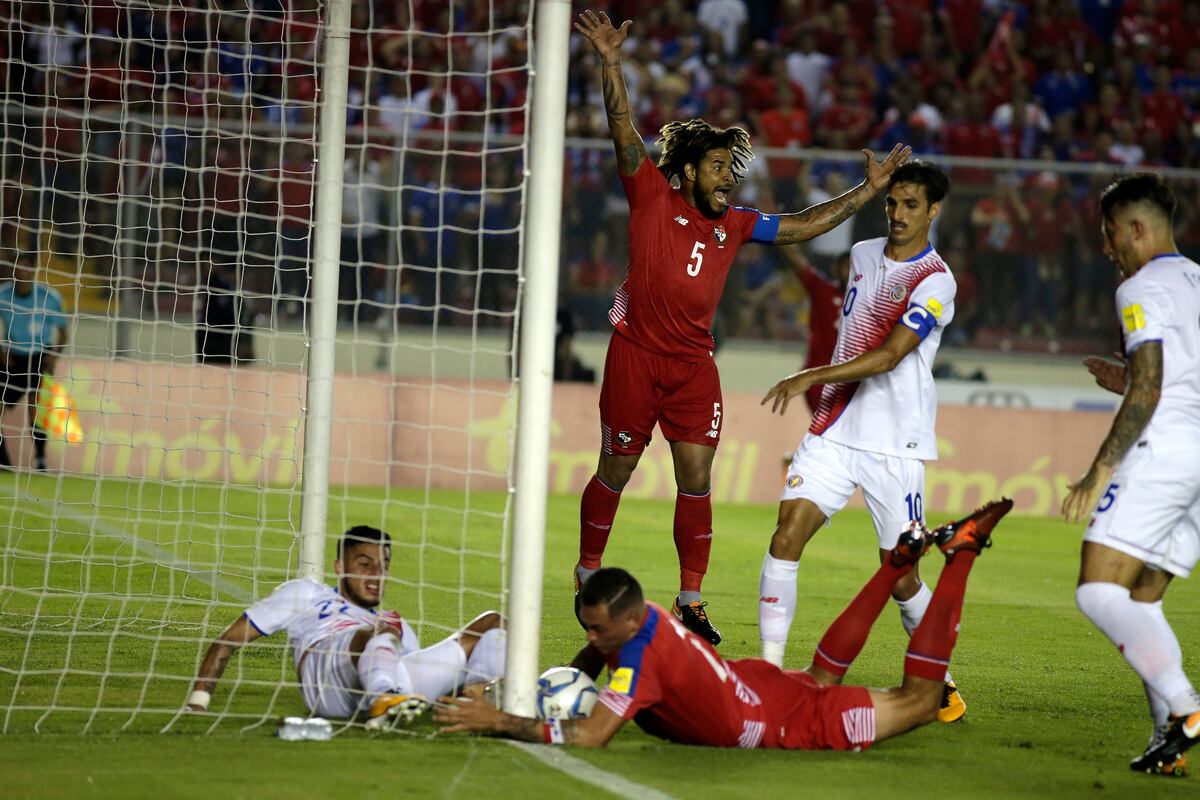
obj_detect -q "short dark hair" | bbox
[579,567,644,617]
[1100,173,1176,223]
[888,160,949,205]
[337,525,391,559]
[656,118,754,184]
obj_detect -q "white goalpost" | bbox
[0,0,564,733]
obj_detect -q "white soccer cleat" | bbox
[365,693,430,730]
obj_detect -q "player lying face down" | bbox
[434,498,1011,749]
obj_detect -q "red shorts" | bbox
[730,660,877,751]
[598,332,723,455]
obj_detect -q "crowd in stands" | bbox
[4,0,1200,352]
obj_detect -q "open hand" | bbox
[762,371,815,416]
[1083,352,1127,396]
[1062,464,1111,524]
[862,144,912,193]
[574,10,631,64]
[433,694,504,734]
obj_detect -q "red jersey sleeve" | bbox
[618,158,671,211]
[598,618,663,720]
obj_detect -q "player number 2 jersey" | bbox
[244,578,417,670]
[598,603,770,748]
[1115,254,1200,449]
[612,159,778,361]
[809,238,956,460]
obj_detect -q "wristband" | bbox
[187,690,212,709]
[542,718,564,745]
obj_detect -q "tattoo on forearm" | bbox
[599,62,645,174]
[776,185,867,243]
[1096,342,1161,468]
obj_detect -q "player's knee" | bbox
[891,570,922,601]
[1075,581,1128,625]
[769,506,819,560]
[464,611,504,635]
[596,455,638,490]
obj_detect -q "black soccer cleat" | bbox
[889,520,932,568]
[931,498,1015,557]
[1131,712,1200,777]
[573,568,586,630]
[673,599,722,646]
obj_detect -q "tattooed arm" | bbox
[773,145,912,244]
[435,691,627,747]
[1062,341,1162,523]
[575,11,646,176]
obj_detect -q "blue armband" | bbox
[748,211,780,243]
[900,303,938,340]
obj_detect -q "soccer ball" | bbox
[536,667,598,720]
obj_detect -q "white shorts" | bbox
[1084,443,1200,578]
[781,434,925,549]
[297,628,469,718]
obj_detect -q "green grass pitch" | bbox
[1,472,1198,799]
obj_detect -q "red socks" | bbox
[812,560,913,676]
[674,490,712,593]
[904,551,977,682]
[578,475,621,570]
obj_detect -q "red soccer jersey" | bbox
[613,160,766,361]
[598,603,772,748]
[799,266,843,368]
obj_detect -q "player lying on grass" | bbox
[435,499,1012,748]
[184,525,506,728]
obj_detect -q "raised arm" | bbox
[773,145,911,244]
[184,614,263,711]
[575,10,646,176]
[1063,342,1162,523]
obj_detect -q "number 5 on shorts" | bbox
[1096,483,1120,513]
[710,402,721,432]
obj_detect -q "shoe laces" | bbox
[683,600,710,622]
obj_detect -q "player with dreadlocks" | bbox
[571,10,911,646]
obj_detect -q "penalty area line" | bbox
[2,485,252,604]
[506,740,678,800]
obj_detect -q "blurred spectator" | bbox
[754,83,811,206]
[991,82,1051,159]
[1035,50,1092,120]
[567,228,623,330]
[943,95,1002,184]
[340,142,387,324]
[802,170,855,272]
[696,0,748,58]
[196,261,253,366]
[785,29,831,114]
[970,177,1030,329]
[554,308,595,383]
[1109,119,1146,167]
[790,248,849,413]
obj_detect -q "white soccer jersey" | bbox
[244,578,418,671]
[1116,254,1200,449]
[809,238,956,460]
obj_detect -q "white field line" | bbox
[506,740,678,800]
[2,484,252,604]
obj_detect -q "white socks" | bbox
[894,582,952,683]
[358,633,413,697]
[1076,582,1200,717]
[759,554,799,667]
[465,628,507,685]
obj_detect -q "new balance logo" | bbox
[695,532,713,539]
[586,522,612,530]
[674,215,689,226]
[760,596,779,604]
[704,429,719,438]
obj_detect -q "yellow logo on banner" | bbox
[609,667,634,694]
[1121,304,1145,333]
[925,298,944,319]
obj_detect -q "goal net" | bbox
[0,0,533,733]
